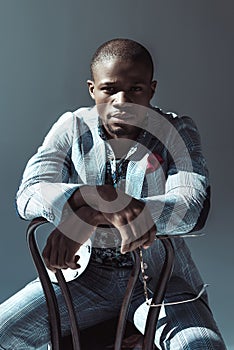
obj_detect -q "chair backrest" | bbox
[26,217,175,350]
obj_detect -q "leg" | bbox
[134,294,227,350]
[0,262,133,350]
[0,278,50,350]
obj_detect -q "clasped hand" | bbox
[42,185,156,272]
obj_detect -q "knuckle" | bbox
[64,259,72,266]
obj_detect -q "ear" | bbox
[87,80,95,100]
[150,80,157,99]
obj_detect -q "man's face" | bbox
[87,58,157,140]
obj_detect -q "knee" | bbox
[164,326,226,350]
[0,323,45,350]
[0,280,50,349]
[0,331,31,350]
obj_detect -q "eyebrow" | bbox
[99,82,116,86]
[98,81,144,86]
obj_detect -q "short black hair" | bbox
[90,38,154,80]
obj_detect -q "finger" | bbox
[121,242,131,254]
[127,210,156,250]
[118,224,134,254]
[49,236,60,268]
[42,230,60,268]
[142,227,156,249]
[57,251,71,270]
[65,259,80,270]
[121,227,155,253]
[53,234,77,270]
[121,236,146,253]
[42,239,54,270]
[120,220,152,254]
[48,234,68,271]
[65,246,81,270]
[121,232,146,253]
[120,220,148,253]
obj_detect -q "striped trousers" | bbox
[0,259,226,349]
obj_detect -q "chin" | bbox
[111,129,141,141]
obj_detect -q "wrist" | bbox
[68,185,118,213]
[68,186,96,210]
[76,206,104,227]
[96,184,117,202]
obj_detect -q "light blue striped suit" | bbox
[0,106,226,349]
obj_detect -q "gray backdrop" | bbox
[0,0,233,348]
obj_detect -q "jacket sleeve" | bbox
[142,115,210,235]
[16,112,81,226]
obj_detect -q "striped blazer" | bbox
[16,106,210,297]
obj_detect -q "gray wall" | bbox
[0,0,233,348]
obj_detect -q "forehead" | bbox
[92,58,152,83]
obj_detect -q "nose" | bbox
[112,91,132,106]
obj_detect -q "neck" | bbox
[107,138,135,158]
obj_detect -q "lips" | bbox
[109,113,136,124]
[112,112,133,118]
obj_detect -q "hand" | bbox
[96,186,156,253]
[42,206,107,272]
[67,185,156,254]
[42,230,81,273]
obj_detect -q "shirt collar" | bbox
[98,117,150,160]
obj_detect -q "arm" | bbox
[67,185,156,253]
[16,112,82,226]
[17,110,155,271]
[42,187,156,271]
[142,115,210,235]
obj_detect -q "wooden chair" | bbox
[26,217,175,350]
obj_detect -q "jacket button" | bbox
[43,209,55,222]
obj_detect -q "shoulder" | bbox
[52,106,97,125]
[48,106,98,135]
[152,106,201,147]
[153,106,198,132]
[73,106,99,126]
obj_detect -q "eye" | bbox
[130,86,143,92]
[101,86,115,94]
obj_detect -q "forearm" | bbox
[142,182,210,235]
[67,186,97,210]
[67,184,118,211]
[16,182,116,225]
[16,182,81,224]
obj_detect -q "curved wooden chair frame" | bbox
[26,217,175,350]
